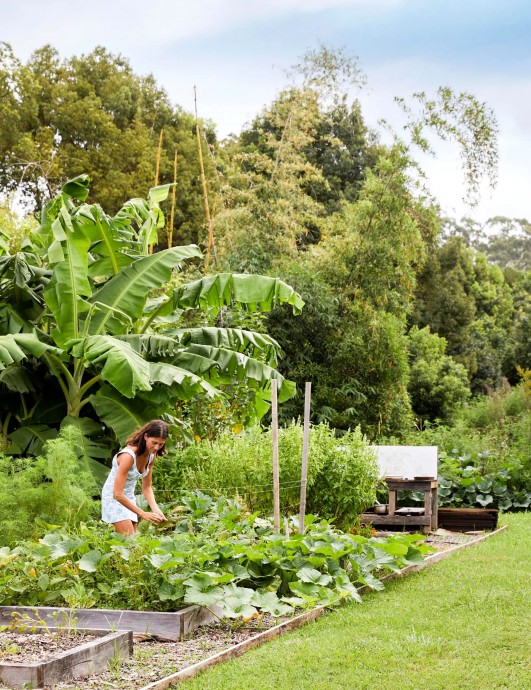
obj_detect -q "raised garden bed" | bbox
[437,507,498,532]
[0,605,218,641]
[0,629,132,688]
[4,525,505,690]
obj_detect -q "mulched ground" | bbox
[0,615,289,690]
[0,631,99,663]
[0,529,488,690]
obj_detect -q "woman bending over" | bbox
[101,420,168,535]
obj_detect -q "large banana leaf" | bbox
[87,245,202,335]
[69,335,152,398]
[115,333,285,394]
[6,424,58,455]
[60,416,113,485]
[179,344,295,402]
[148,361,218,399]
[0,226,9,254]
[0,254,50,329]
[0,333,61,370]
[90,385,159,443]
[77,205,139,279]
[70,335,213,401]
[0,363,37,393]
[118,328,280,362]
[172,274,304,314]
[43,204,92,347]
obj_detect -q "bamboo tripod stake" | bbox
[299,382,311,533]
[167,148,178,249]
[194,86,217,271]
[150,128,164,255]
[271,379,280,533]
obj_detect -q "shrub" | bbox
[0,426,99,547]
[154,423,379,529]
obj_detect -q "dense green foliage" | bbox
[397,379,531,509]
[0,493,430,616]
[0,42,211,246]
[154,423,378,529]
[1,41,529,441]
[0,177,303,466]
[0,427,98,546]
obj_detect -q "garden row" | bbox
[0,492,431,620]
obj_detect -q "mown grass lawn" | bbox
[181,513,530,690]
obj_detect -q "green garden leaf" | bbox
[70,335,152,398]
[78,550,103,572]
[296,567,333,586]
[148,552,173,568]
[157,582,184,602]
[251,590,293,616]
[289,581,320,599]
[173,273,304,314]
[476,493,493,506]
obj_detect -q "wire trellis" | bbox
[153,479,303,497]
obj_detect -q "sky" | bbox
[2,0,530,223]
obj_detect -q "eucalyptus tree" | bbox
[0,176,303,469]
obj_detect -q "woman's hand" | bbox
[140,510,167,524]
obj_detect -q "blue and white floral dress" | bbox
[101,447,155,524]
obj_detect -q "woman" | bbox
[101,419,169,534]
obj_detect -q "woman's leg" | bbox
[113,520,137,535]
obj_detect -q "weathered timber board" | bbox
[438,508,498,532]
[0,629,132,688]
[360,514,432,525]
[0,605,218,641]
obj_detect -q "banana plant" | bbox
[0,176,304,467]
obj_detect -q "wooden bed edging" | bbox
[138,607,327,690]
[138,524,509,690]
[0,604,219,641]
[0,629,132,688]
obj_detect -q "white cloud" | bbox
[4,0,395,58]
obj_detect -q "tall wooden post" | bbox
[271,379,280,533]
[299,382,311,533]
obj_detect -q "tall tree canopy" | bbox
[0,42,212,247]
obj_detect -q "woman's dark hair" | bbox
[127,420,169,456]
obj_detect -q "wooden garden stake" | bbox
[271,379,280,533]
[299,382,311,533]
[284,516,290,540]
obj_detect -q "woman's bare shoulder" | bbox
[116,446,137,463]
